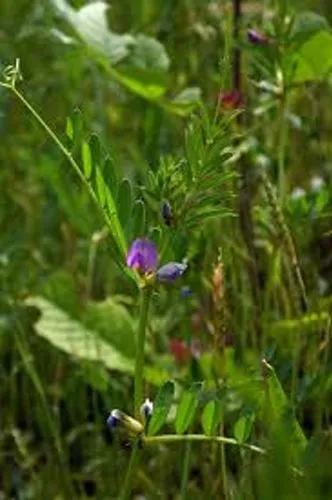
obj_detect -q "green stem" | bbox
[277,93,288,200]
[119,439,141,500]
[180,441,192,499]
[0,81,129,261]
[134,286,152,418]
[120,286,152,499]
[143,435,265,455]
[220,423,229,500]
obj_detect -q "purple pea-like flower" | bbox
[247,29,269,45]
[156,262,187,283]
[126,238,158,274]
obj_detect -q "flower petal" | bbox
[126,238,158,273]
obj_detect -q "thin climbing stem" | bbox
[0,81,128,261]
[143,434,266,455]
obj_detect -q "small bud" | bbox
[180,286,192,298]
[247,29,269,45]
[106,409,144,435]
[106,409,121,430]
[157,262,187,283]
[161,201,173,226]
[140,398,154,419]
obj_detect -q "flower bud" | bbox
[156,262,187,283]
[247,29,269,45]
[106,409,144,435]
[180,286,192,298]
[161,201,173,226]
[106,409,121,430]
[126,238,158,274]
[140,398,154,419]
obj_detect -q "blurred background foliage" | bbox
[0,0,332,498]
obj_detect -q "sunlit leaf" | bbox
[201,400,222,436]
[148,381,174,436]
[26,297,133,374]
[233,412,255,443]
[175,383,202,434]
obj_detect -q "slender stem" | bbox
[180,441,192,499]
[220,421,229,500]
[143,435,266,455]
[134,286,152,418]
[0,82,129,261]
[119,439,141,500]
[120,287,152,499]
[277,93,288,200]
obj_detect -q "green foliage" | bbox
[147,381,174,436]
[233,411,255,443]
[146,110,236,231]
[175,383,202,434]
[1,0,332,498]
[288,30,332,83]
[201,400,222,436]
[262,360,307,460]
[26,296,134,374]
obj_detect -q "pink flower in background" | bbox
[219,89,244,110]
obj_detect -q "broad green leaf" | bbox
[84,299,136,359]
[109,65,168,100]
[52,0,134,64]
[201,400,222,436]
[291,11,329,44]
[52,1,169,101]
[26,297,133,374]
[287,30,332,83]
[80,362,110,392]
[127,34,170,72]
[233,412,255,443]
[148,381,174,436]
[175,383,202,434]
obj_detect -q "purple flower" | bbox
[156,262,187,283]
[126,238,158,274]
[247,29,269,45]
